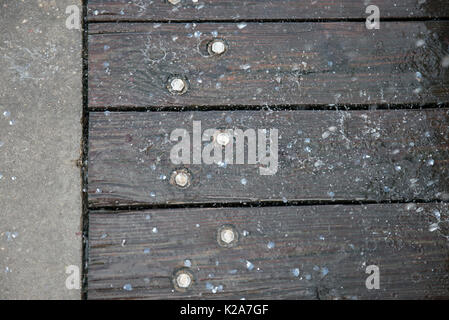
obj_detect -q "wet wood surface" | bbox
[86,2,449,300]
[88,109,449,208]
[88,21,449,109]
[87,203,449,300]
[87,0,449,22]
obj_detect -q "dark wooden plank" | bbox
[88,109,449,208]
[87,0,449,21]
[87,203,449,300]
[88,22,449,109]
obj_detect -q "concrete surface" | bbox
[0,0,82,299]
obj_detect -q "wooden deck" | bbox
[85,0,449,299]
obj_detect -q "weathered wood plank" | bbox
[87,0,449,22]
[88,22,449,109]
[87,203,449,300]
[88,109,449,208]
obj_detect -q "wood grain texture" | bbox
[88,109,449,208]
[87,0,449,22]
[87,203,449,300]
[88,22,449,109]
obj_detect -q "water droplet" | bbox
[415,71,423,82]
[184,259,192,267]
[5,231,19,241]
[240,178,247,185]
[123,284,133,291]
[415,39,425,47]
[152,227,158,233]
[267,241,275,249]
[237,23,247,29]
[433,210,441,220]
[291,268,300,277]
[245,260,254,271]
[321,267,329,276]
[429,223,439,232]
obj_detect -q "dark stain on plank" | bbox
[87,203,449,300]
[87,0,449,22]
[87,109,449,208]
[88,22,449,109]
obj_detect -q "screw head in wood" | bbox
[167,76,188,95]
[217,225,239,248]
[168,0,181,5]
[177,272,191,288]
[215,131,231,146]
[173,268,194,291]
[170,169,191,188]
[208,39,228,56]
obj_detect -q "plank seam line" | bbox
[88,199,449,212]
[81,0,90,300]
[86,16,449,28]
[88,103,449,113]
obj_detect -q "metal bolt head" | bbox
[175,172,189,187]
[217,225,239,248]
[208,39,227,56]
[211,41,226,54]
[170,169,191,188]
[173,268,194,291]
[168,0,181,5]
[221,228,235,244]
[215,131,231,146]
[170,78,186,93]
[176,272,192,288]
